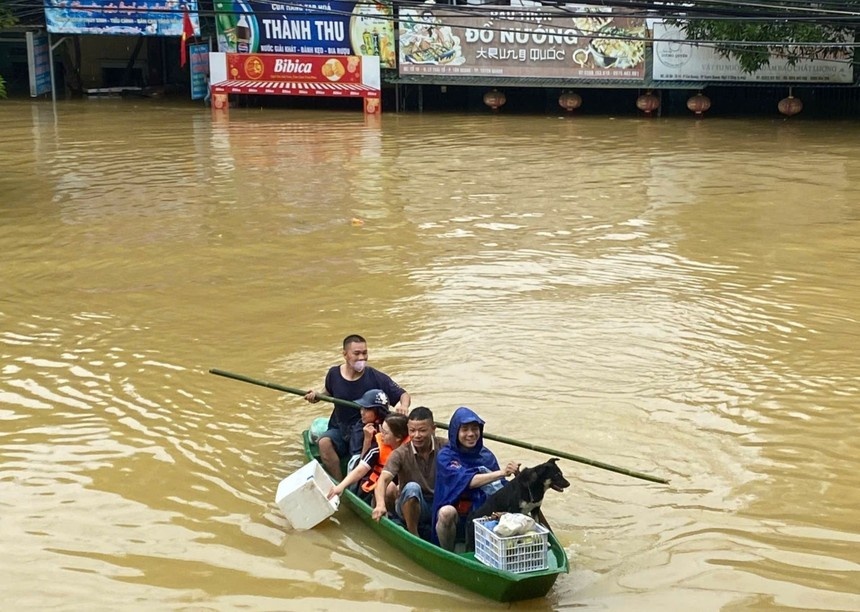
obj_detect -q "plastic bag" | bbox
[309,417,329,443]
[493,513,536,537]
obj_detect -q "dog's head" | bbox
[517,458,570,494]
[533,457,570,493]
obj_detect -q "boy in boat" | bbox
[348,388,390,464]
[432,406,519,551]
[327,414,409,506]
[304,334,411,480]
[371,406,447,540]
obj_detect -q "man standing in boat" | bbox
[372,406,446,540]
[305,334,411,480]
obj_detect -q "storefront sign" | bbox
[653,22,854,83]
[190,43,210,100]
[398,6,646,80]
[43,0,200,36]
[210,52,381,113]
[214,0,395,69]
[26,32,52,97]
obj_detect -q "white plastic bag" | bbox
[493,512,536,537]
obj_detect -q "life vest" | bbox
[360,433,409,493]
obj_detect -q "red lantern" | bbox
[778,95,803,117]
[686,92,711,116]
[636,91,660,116]
[483,89,506,111]
[559,91,582,112]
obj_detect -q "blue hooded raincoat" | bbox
[431,406,501,543]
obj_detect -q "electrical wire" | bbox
[7,0,860,59]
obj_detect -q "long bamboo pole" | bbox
[209,368,669,484]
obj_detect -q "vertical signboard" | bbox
[189,43,210,100]
[26,32,53,97]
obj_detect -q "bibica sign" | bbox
[398,5,647,80]
[224,53,365,83]
[273,58,314,74]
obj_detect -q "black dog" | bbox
[465,458,570,551]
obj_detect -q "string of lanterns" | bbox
[481,88,803,117]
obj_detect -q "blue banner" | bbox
[214,0,395,68]
[26,32,53,97]
[189,43,209,100]
[44,0,200,36]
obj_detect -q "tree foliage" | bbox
[0,5,17,98]
[0,5,16,29]
[673,2,856,73]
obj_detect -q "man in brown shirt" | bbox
[372,406,447,539]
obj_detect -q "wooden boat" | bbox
[302,429,569,602]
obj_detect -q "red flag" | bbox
[180,7,194,67]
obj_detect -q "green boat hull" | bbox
[302,430,569,602]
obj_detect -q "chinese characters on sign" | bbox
[398,6,646,80]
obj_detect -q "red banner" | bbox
[210,52,381,112]
[225,53,364,84]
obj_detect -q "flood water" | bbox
[2,98,859,611]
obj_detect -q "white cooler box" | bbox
[275,460,339,530]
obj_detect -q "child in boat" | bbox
[348,388,391,463]
[328,414,409,505]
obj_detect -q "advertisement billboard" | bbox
[398,5,646,80]
[44,0,200,36]
[653,22,853,83]
[214,0,395,69]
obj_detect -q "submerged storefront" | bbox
[3,1,858,116]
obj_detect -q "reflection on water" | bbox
[2,99,860,610]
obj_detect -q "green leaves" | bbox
[671,3,855,73]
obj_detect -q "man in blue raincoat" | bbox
[432,406,519,551]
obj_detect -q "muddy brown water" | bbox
[2,99,859,610]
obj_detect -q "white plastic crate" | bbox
[275,460,339,530]
[473,516,550,573]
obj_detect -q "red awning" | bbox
[211,80,379,97]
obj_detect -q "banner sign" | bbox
[398,5,646,80]
[190,43,210,100]
[43,0,200,36]
[209,52,381,112]
[214,0,395,69]
[26,32,52,97]
[653,22,854,83]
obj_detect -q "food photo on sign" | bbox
[399,7,464,65]
[398,4,646,80]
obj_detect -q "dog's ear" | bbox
[548,458,560,465]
